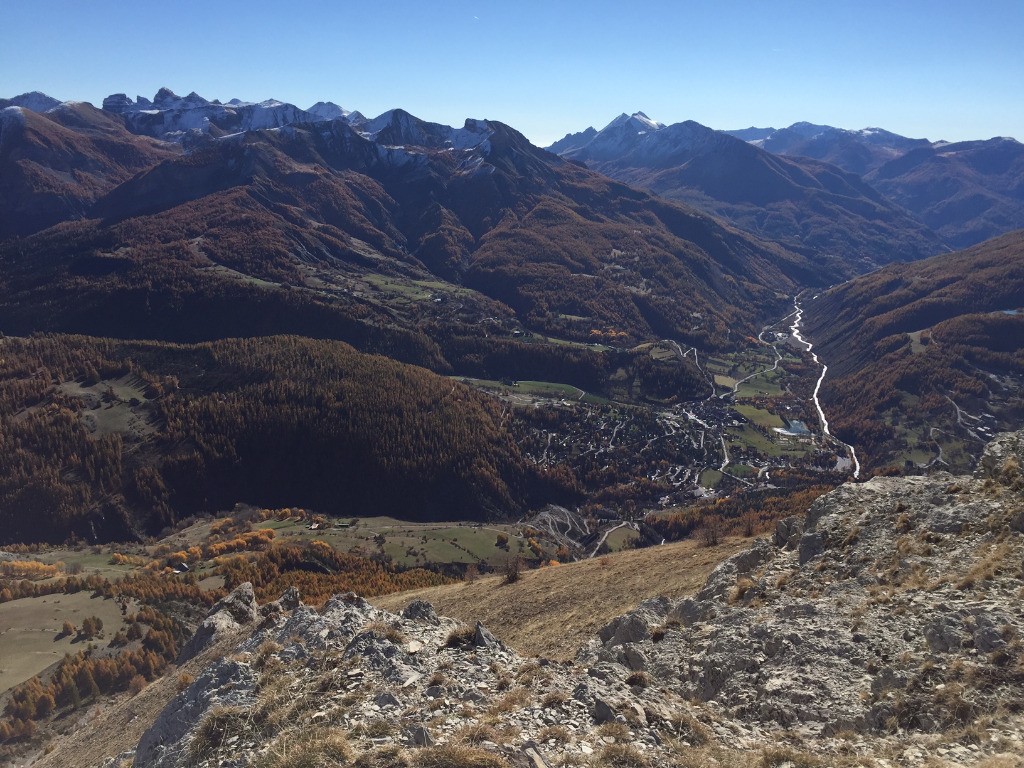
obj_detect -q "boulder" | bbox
[402,600,440,624]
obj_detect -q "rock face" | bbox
[580,432,1024,747]
[126,432,1024,768]
[177,581,258,663]
[132,591,687,768]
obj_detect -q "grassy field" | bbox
[32,549,137,582]
[603,526,640,552]
[727,424,809,459]
[733,404,784,429]
[362,273,475,303]
[375,535,748,659]
[699,469,723,488]
[55,375,157,443]
[734,370,785,398]
[0,592,130,693]
[728,463,758,478]
[248,515,528,569]
[454,376,608,405]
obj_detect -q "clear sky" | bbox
[2,0,1022,145]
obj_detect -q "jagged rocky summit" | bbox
[112,432,1023,768]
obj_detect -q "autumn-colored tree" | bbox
[79,616,103,639]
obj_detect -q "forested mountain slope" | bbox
[802,230,1024,471]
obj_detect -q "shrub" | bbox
[80,616,104,639]
[698,516,723,547]
[176,672,196,692]
[502,555,522,585]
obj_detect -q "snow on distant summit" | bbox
[0,91,62,113]
[92,87,501,171]
[724,122,932,174]
[601,111,664,133]
[100,88,320,142]
[549,111,722,167]
[307,101,352,121]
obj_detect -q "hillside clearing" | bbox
[375,536,747,659]
[0,592,130,693]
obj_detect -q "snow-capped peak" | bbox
[601,111,664,133]
[307,101,351,121]
[2,91,62,113]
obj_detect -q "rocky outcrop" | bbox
[177,582,258,663]
[580,431,1024,759]
[132,589,696,768]
[124,432,1024,768]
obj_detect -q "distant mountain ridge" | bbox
[725,122,932,175]
[1,95,816,360]
[549,112,944,277]
[726,121,1024,248]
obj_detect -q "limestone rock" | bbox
[178,582,258,662]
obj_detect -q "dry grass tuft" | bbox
[595,743,651,767]
[759,747,823,767]
[541,690,569,708]
[454,722,498,745]
[958,541,1012,590]
[256,730,353,768]
[410,745,509,768]
[625,670,651,688]
[189,706,263,762]
[363,621,406,645]
[538,724,571,744]
[444,624,476,648]
[353,746,410,768]
[597,722,631,742]
[660,711,711,746]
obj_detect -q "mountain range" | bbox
[725,121,1024,248]
[0,89,809,540]
[550,113,945,275]
[1,86,1022,537]
[2,90,817,355]
[553,112,1024,255]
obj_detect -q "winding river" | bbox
[789,299,861,479]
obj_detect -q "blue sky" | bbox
[2,0,1021,145]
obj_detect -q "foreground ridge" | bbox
[71,433,1024,768]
